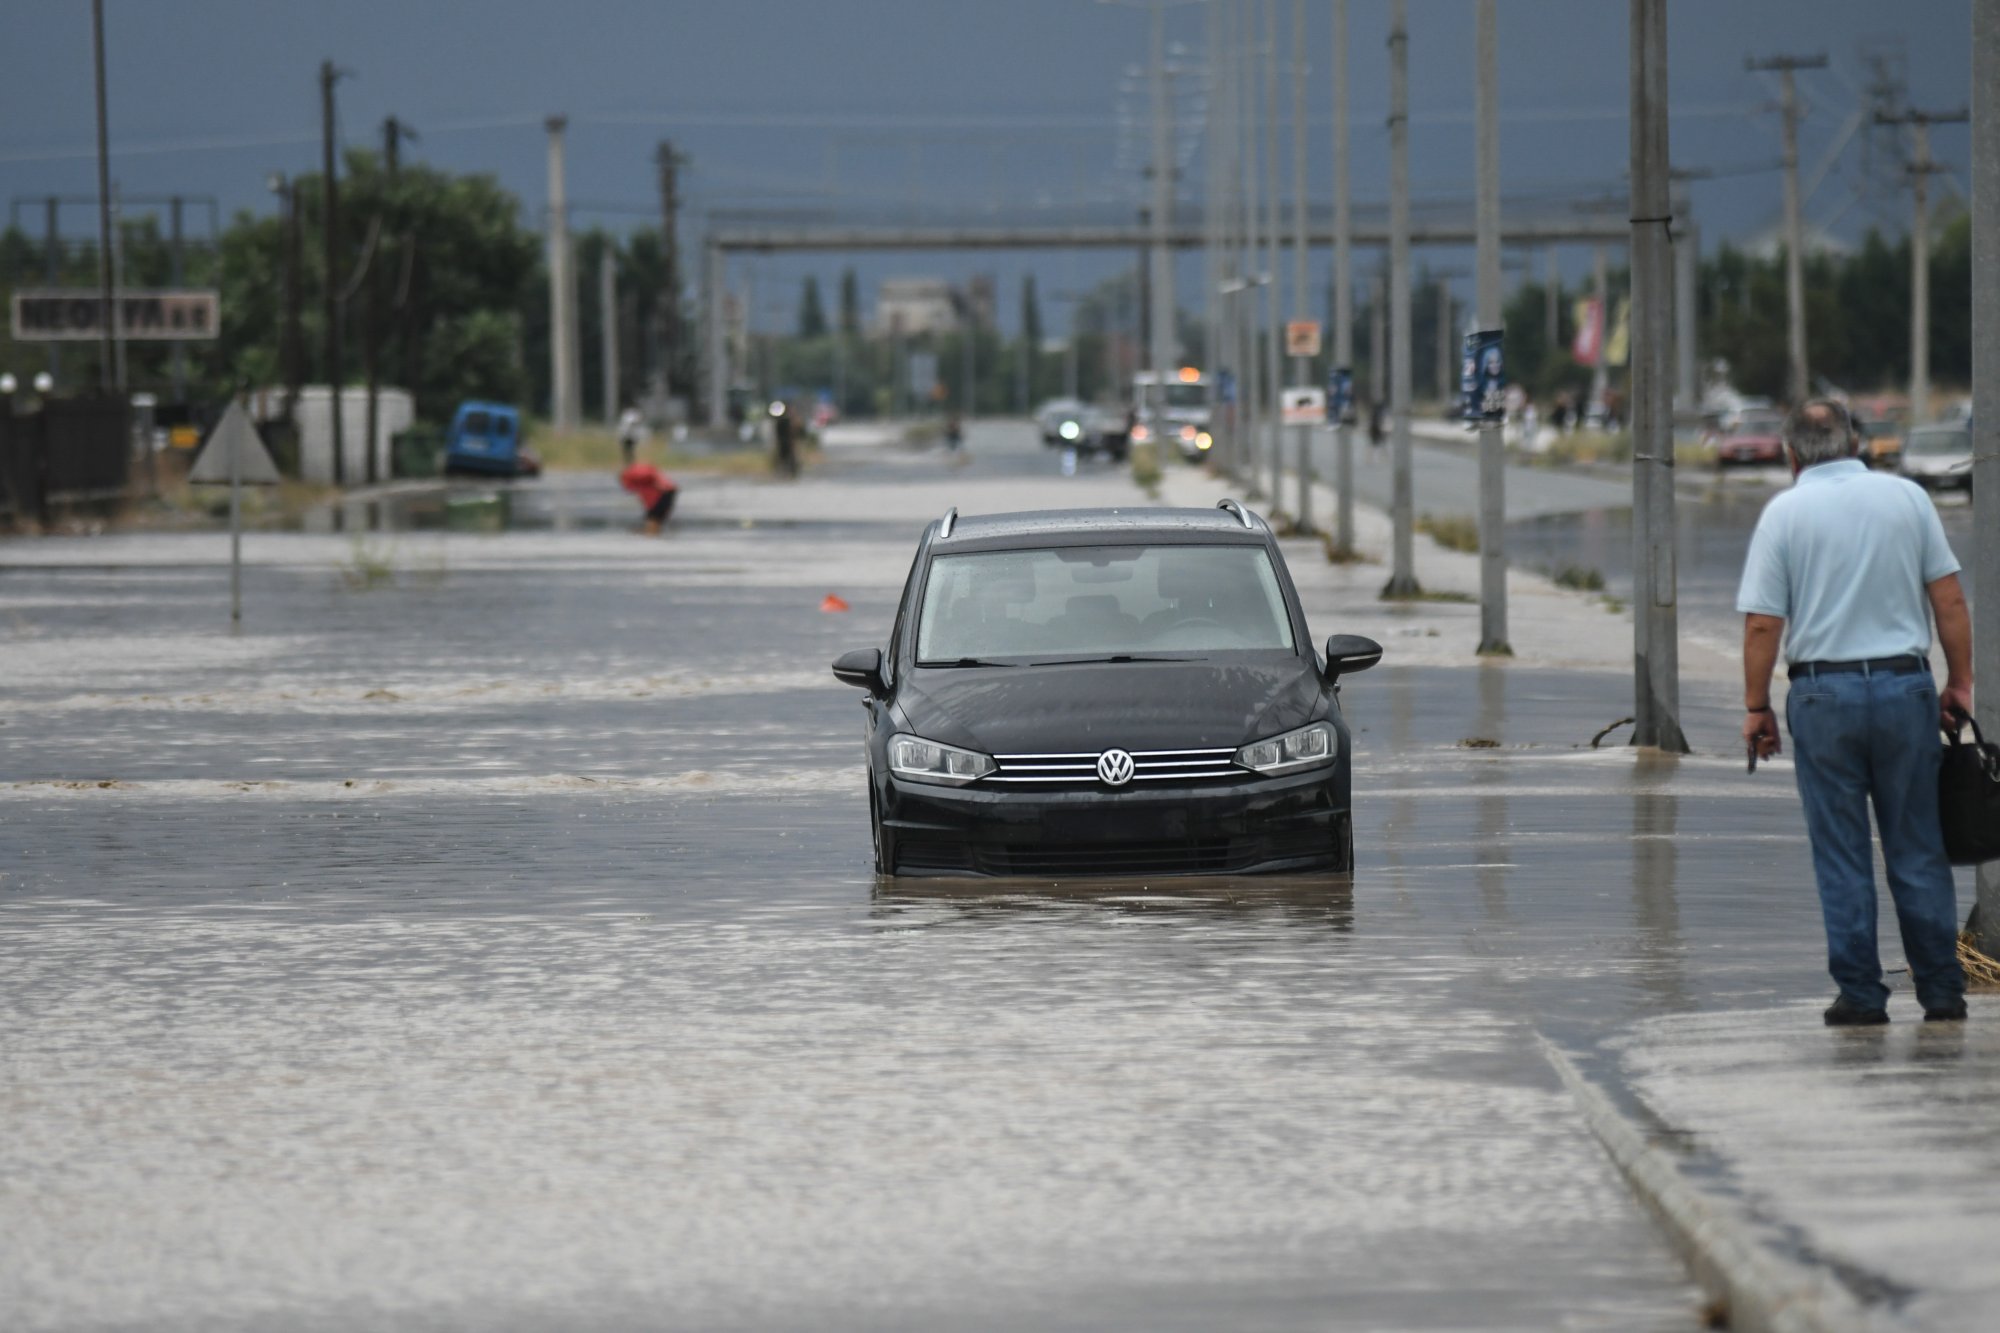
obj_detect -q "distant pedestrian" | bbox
[617,407,646,465]
[619,461,678,536]
[1550,393,1571,435]
[1367,398,1387,451]
[770,401,800,478]
[944,412,964,453]
[1738,400,1971,1026]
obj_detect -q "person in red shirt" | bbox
[619,462,678,535]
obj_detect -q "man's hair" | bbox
[1782,400,1860,468]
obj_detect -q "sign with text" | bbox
[1461,329,1506,424]
[1284,319,1322,359]
[11,289,220,342]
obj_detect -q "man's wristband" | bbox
[1746,704,1774,714]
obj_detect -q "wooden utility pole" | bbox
[1747,53,1826,406]
[321,60,345,485]
[1876,106,1968,426]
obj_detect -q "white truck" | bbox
[1131,369,1214,462]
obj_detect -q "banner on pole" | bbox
[1604,296,1631,367]
[1285,320,1322,359]
[1281,386,1326,425]
[1325,366,1354,424]
[1461,330,1506,424]
[1571,297,1604,367]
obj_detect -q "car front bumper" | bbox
[881,766,1349,876]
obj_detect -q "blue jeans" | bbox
[1787,667,1965,1011]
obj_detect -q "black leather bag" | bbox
[1939,715,2000,865]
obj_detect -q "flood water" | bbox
[3,423,1972,1330]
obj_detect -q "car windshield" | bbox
[917,544,1296,662]
[1862,418,1902,438]
[1907,427,1969,457]
[461,411,491,434]
[1164,383,1209,409]
[1734,412,1783,434]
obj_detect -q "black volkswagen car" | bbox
[831,502,1382,877]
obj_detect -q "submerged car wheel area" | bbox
[832,502,1382,878]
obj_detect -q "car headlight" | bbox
[1059,420,1081,441]
[1234,721,1337,774]
[1130,424,1151,443]
[1195,431,1213,450]
[1180,424,1198,441]
[888,734,995,785]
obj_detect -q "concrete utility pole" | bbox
[1748,53,1826,406]
[1475,0,1509,655]
[43,197,62,384]
[1331,0,1356,556]
[169,196,187,401]
[1240,0,1265,498]
[1147,1,1175,425]
[1202,0,1223,457]
[600,247,619,422]
[655,142,683,407]
[705,241,727,427]
[1434,276,1456,405]
[1543,247,1559,353]
[1370,266,1386,408]
[545,116,581,430]
[1383,0,1419,597]
[321,60,345,484]
[90,0,115,391]
[1631,0,1686,752]
[1971,0,1999,955]
[1261,0,1283,510]
[1288,0,1312,531]
[1674,207,1699,409]
[1589,244,1609,416]
[1877,106,1968,426]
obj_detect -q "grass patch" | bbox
[1380,584,1475,604]
[341,536,397,589]
[1549,564,1606,592]
[532,426,790,477]
[1416,512,1480,553]
[1524,429,1630,467]
[1320,534,1374,565]
[1129,440,1163,497]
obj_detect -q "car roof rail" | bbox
[939,505,958,538]
[1216,498,1255,529]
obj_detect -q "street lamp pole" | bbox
[1475,0,1509,654]
[1330,0,1355,557]
[1382,0,1419,598]
[90,0,115,391]
[1970,0,2000,954]
[1288,0,1312,533]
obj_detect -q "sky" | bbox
[0,1,1977,337]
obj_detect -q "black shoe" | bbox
[1923,1000,1969,1022]
[1824,997,1890,1027]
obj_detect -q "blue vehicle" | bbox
[443,401,541,477]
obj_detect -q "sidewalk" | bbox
[1156,457,1740,681]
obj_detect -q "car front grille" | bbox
[973,827,1332,877]
[986,747,1244,788]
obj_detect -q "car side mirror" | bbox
[1324,634,1383,678]
[832,647,888,694]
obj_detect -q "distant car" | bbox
[443,402,540,477]
[1084,404,1132,461]
[830,502,1383,877]
[1858,415,1906,470]
[1710,409,1786,468]
[1034,397,1090,449]
[1900,424,1973,492]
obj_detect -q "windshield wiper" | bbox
[1030,654,1197,666]
[924,657,1017,668]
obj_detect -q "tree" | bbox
[797,275,828,339]
[838,267,860,337]
[1020,273,1042,403]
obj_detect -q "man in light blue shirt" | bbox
[1738,401,1972,1026]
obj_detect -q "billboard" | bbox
[12,289,221,341]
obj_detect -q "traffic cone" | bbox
[820,594,850,613]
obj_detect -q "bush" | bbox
[1416,513,1479,553]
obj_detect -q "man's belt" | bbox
[1788,655,1927,680]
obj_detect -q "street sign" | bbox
[11,289,220,342]
[1461,330,1506,424]
[1281,386,1326,425]
[188,401,282,486]
[1285,319,1322,359]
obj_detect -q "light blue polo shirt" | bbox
[1736,459,1961,664]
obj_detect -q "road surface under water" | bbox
[4,422,1973,1330]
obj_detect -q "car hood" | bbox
[1905,454,1971,473]
[895,657,1321,754]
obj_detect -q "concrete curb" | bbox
[1538,1036,1878,1333]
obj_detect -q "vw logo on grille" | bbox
[1096,748,1136,787]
